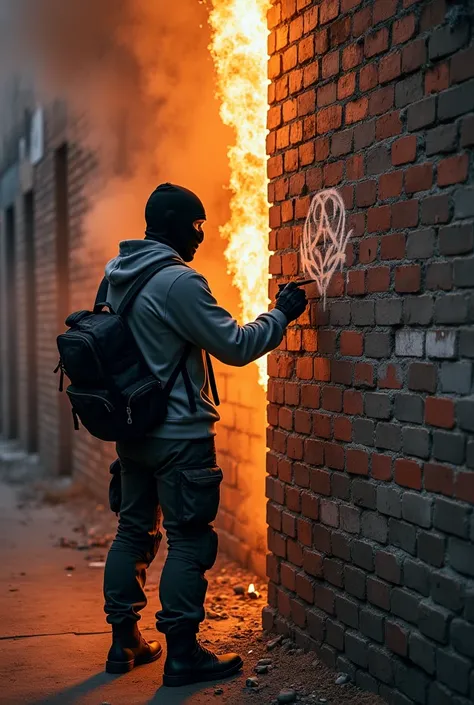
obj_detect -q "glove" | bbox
[275,282,308,323]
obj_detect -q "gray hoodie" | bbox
[105,239,288,439]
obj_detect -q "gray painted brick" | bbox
[449,538,474,577]
[377,485,402,518]
[352,300,375,326]
[361,511,388,544]
[365,392,391,419]
[402,426,431,459]
[439,224,474,256]
[438,79,474,121]
[404,296,433,325]
[409,632,436,675]
[375,423,402,451]
[366,145,391,176]
[391,588,419,624]
[353,418,375,446]
[340,504,361,534]
[367,576,391,611]
[433,431,465,465]
[418,601,450,643]
[459,330,474,358]
[354,120,375,151]
[335,655,356,681]
[396,330,425,357]
[396,73,423,108]
[335,594,359,628]
[426,124,457,156]
[454,257,474,288]
[355,670,379,695]
[375,298,403,325]
[454,186,474,219]
[406,228,435,259]
[351,539,374,571]
[360,607,384,642]
[440,362,472,394]
[408,362,437,392]
[431,570,464,612]
[389,518,417,555]
[426,330,457,359]
[394,660,429,703]
[402,491,432,528]
[395,393,424,424]
[429,23,469,60]
[345,630,368,667]
[458,398,474,432]
[368,644,394,685]
[435,294,469,324]
[451,618,474,658]
[404,558,430,596]
[366,332,392,358]
[436,647,471,695]
[407,96,436,131]
[418,531,445,568]
[428,681,459,705]
[434,497,470,538]
[326,618,344,650]
[352,479,376,509]
[468,440,474,469]
[426,262,453,291]
[375,550,401,584]
[344,565,366,600]
[330,301,351,325]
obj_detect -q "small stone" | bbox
[246,677,259,688]
[319,699,328,704]
[277,688,297,703]
[255,665,268,674]
[335,673,350,685]
[214,688,223,695]
[65,565,75,571]
[233,585,245,595]
[267,635,283,651]
[257,658,273,666]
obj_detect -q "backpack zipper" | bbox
[54,359,65,392]
[67,389,114,412]
[126,379,159,425]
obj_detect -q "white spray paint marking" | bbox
[300,189,353,307]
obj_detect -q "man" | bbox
[103,183,308,687]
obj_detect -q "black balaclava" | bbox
[144,183,206,262]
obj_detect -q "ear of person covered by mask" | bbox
[144,183,206,262]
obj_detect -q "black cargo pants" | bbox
[103,437,223,639]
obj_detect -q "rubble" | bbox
[336,673,351,685]
[266,635,283,651]
[246,677,259,688]
[255,665,268,674]
[277,688,297,703]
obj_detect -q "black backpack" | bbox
[55,261,219,442]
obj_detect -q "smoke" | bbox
[14,0,233,272]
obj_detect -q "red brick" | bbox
[379,171,403,200]
[356,180,377,207]
[324,442,345,470]
[342,43,363,70]
[287,539,304,567]
[373,0,397,22]
[311,469,331,496]
[368,205,391,233]
[344,389,363,415]
[298,90,316,118]
[346,154,364,181]
[391,199,419,228]
[298,35,315,64]
[347,448,369,476]
[376,111,402,140]
[334,416,352,442]
[304,439,325,466]
[279,458,293,483]
[281,199,293,223]
[287,436,304,460]
[421,0,447,31]
[347,270,366,296]
[322,50,340,79]
[385,621,408,657]
[379,52,401,83]
[303,63,319,88]
[372,454,392,481]
[424,463,454,496]
[314,358,330,383]
[455,472,474,504]
[425,63,450,94]
[353,6,372,35]
[346,97,369,124]
[378,364,402,389]
[355,362,375,387]
[267,502,282,531]
[369,86,395,116]
[395,264,421,293]
[322,386,343,412]
[301,384,321,409]
[280,562,296,591]
[331,360,353,386]
[365,28,389,57]
[304,549,324,578]
[392,135,417,165]
[269,531,287,559]
[395,458,422,489]
[425,397,455,429]
[313,413,332,438]
[295,410,312,435]
[437,154,469,187]
[317,105,343,134]
[367,266,390,293]
[301,492,319,521]
[405,163,433,194]
[359,237,378,264]
[324,161,344,187]
[381,233,405,260]
[320,0,340,25]
[278,407,293,431]
[338,72,356,99]
[392,14,416,44]
[342,0,361,9]
[360,63,379,92]
[340,331,364,357]
[331,15,351,46]
[402,38,426,73]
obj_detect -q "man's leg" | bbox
[103,448,162,672]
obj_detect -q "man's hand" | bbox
[275,282,308,323]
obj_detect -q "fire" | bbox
[208,0,272,387]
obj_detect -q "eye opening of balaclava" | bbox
[144,183,206,261]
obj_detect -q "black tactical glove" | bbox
[275,282,308,323]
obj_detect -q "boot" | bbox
[163,637,243,687]
[106,622,162,674]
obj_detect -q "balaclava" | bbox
[144,183,206,262]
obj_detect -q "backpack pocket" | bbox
[66,386,119,441]
[178,466,223,525]
[122,376,166,433]
[58,330,103,386]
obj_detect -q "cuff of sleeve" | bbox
[268,308,288,330]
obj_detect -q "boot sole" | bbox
[106,645,163,674]
[163,657,243,687]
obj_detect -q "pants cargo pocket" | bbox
[178,466,223,525]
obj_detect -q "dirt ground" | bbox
[0,448,384,705]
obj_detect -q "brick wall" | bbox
[264,0,474,701]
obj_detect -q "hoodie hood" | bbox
[105,239,187,287]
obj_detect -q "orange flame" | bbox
[208,0,272,387]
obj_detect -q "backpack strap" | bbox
[94,277,110,312]
[205,352,220,407]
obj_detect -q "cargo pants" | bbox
[103,437,223,638]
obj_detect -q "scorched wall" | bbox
[264,0,474,702]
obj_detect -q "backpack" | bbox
[54,261,219,442]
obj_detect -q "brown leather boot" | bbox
[106,622,162,674]
[163,637,242,687]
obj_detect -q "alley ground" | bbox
[0,449,384,705]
